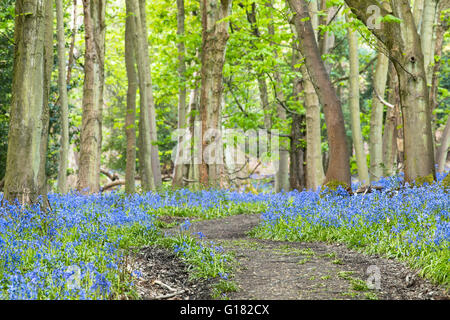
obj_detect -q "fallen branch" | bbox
[153,290,185,300]
[101,180,125,192]
[153,280,177,292]
[100,168,119,181]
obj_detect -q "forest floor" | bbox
[130,214,450,300]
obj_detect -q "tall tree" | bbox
[267,5,290,192]
[4,0,52,203]
[288,0,351,186]
[56,0,70,194]
[344,0,436,183]
[77,0,106,193]
[128,0,155,191]
[124,0,138,194]
[347,17,370,185]
[369,52,390,181]
[139,0,162,188]
[198,0,232,187]
[173,0,187,188]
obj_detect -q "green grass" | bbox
[150,201,268,220]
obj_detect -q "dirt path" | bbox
[183,214,449,300]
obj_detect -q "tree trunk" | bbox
[429,2,449,119]
[288,0,351,186]
[297,1,325,190]
[290,63,306,191]
[173,0,187,188]
[125,0,138,194]
[344,0,436,183]
[347,18,369,185]
[199,0,232,188]
[436,117,450,173]
[56,0,70,194]
[382,64,400,177]
[139,0,162,188]
[413,0,425,31]
[128,0,155,191]
[267,11,290,192]
[369,52,390,181]
[77,0,106,194]
[421,0,438,85]
[187,74,201,187]
[4,0,51,204]
[67,0,78,86]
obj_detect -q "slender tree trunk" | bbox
[128,0,155,192]
[187,73,201,187]
[139,0,162,188]
[318,0,337,74]
[4,0,51,203]
[436,117,450,173]
[267,12,290,192]
[67,0,78,85]
[125,0,137,194]
[413,0,424,31]
[56,0,69,194]
[298,1,325,190]
[288,0,351,186]
[344,0,436,183]
[421,0,438,85]
[290,60,306,191]
[347,20,369,185]
[173,0,187,188]
[382,64,399,177]
[38,0,53,203]
[369,52,390,181]
[199,0,232,187]
[77,0,106,194]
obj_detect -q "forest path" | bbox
[184,214,448,300]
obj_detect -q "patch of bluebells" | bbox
[256,173,450,285]
[0,189,263,299]
[0,191,158,300]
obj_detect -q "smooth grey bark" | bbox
[4,0,51,203]
[128,0,155,191]
[173,0,187,188]
[56,0,70,194]
[125,0,137,194]
[369,52,390,181]
[413,0,425,32]
[382,65,400,177]
[421,0,438,85]
[77,0,106,194]
[436,117,450,172]
[347,19,369,185]
[138,0,162,188]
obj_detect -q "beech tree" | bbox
[288,0,351,186]
[343,0,436,183]
[77,0,106,193]
[198,0,232,187]
[3,0,53,204]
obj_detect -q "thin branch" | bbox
[153,290,185,300]
[332,57,377,84]
[373,87,395,109]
